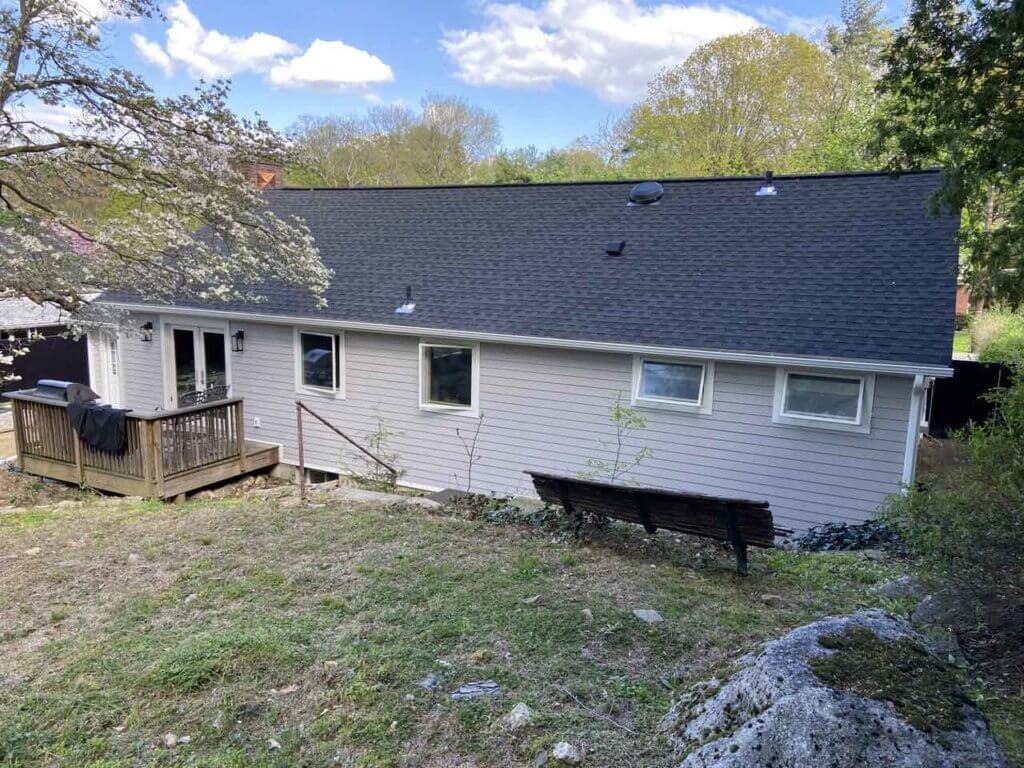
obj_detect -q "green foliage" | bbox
[811,626,971,732]
[873,0,1024,306]
[972,311,1024,362]
[883,361,1024,592]
[579,393,653,483]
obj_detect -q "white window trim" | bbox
[631,356,714,414]
[772,368,874,433]
[418,340,480,416]
[294,328,345,398]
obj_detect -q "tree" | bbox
[0,0,329,322]
[622,28,832,177]
[288,95,499,187]
[873,0,1024,305]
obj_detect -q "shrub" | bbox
[884,360,1024,594]
[972,311,1024,362]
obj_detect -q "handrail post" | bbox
[10,400,24,469]
[296,400,306,501]
[151,416,165,498]
[235,400,246,473]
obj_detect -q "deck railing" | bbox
[6,393,248,498]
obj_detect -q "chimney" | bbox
[234,160,285,190]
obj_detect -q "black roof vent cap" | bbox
[628,181,664,206]
[605,240,626,256]
[395,285,415,315]
[755,170,777,197]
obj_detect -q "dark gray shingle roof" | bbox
[118,170,960,368]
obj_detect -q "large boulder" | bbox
[660,610,1005,768]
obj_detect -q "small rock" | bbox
[505,702,533,730]
[632,608,664,624]
[861,549,885,562]
[162,733,178,748]
[417,672,439,690]
[268,738,281,751]
[520,594,543,605]
[761,593,785,608]
[23,547,41,556]
[876,575,924,600]
[127,553,142,564]
[451,680,501,700]
[404,693,415,701]
[533,749,549,768]
[178,735,191,745]
[552,741,581,765]
[183,592,198,604]
[581,608,593,622]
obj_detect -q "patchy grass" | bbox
[953,330,972,354]
[0,492,977,767]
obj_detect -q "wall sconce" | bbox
[231,330,245,352]
[140,321,154,343]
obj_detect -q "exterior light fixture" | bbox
[232,330,245,352]
[140,321,154,342]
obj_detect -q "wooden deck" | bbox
[3,393,279,499]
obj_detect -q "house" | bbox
[0,298,91,394]
[95,170,958,532]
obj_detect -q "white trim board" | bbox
[103,302,954,378]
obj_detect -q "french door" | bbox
[169,325,229,407]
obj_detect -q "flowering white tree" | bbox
[0,0,329,325]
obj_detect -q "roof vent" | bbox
[395,286,415,315]
[605,240,626,256]
[628,181,664,206]
[755,170,777,197]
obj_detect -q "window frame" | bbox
[418,340,480,416]
[631,356,714,414]
[294,328,345,398]
[772,368,874,433]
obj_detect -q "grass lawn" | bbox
[0,491,1013,767]
[953,330,971,354]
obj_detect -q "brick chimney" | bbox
[234,160,285,190]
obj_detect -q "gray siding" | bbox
[120,312,164,412]
[117,313,913,531]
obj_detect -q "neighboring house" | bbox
[97,170,958,532]
[0,299,91,393]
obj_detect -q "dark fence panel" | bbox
[928,359,1012,438]
[1,329,90,393]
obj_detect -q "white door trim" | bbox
[160,317,231,409]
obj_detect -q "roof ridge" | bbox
[275,168,943,193]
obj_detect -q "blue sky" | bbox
[97,0,901,150]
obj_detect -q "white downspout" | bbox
[901,374,927,490]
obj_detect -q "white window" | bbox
[631,356,714,413]
[772,369,874,432]
[419,342,479,414]
[294,329,344,396]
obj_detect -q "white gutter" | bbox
[102,301,955,379]
[901,374,928,489]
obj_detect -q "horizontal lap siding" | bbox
[121,313,164,412]
[117,316,912,532]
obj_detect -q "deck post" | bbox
[10,400,24,469]
[141,420,155,494]
[235,400,247,473]
[151,418,165,498]
[72,430,85,487]
[296,401,306,501]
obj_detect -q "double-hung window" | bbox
[419,342,478,414]
[773,369,874,432]
[632,356,713,413]
[295,329,343,396]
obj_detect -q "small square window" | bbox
[296,330,342,395]
[420,343,477,412]
[632,356,712,412]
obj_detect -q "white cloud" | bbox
[441,0,759,102]
[268,39,393,89]
[132,1,392,90]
